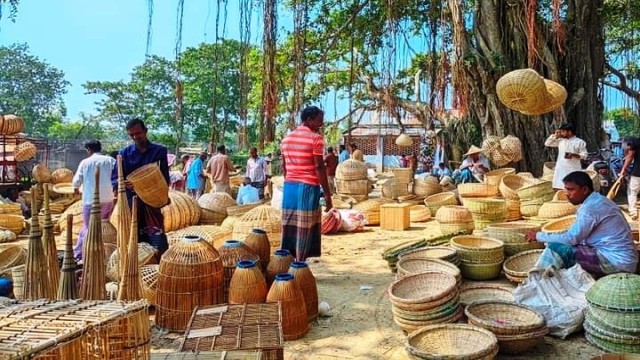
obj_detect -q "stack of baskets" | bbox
[584,273,640,353]
[335,159,370,201]
[486,222,544,256]
[517,180,554,218]
[352,198,394,226]
[424,192,458,216]
[450,235,504,280]
[502,249,544,283]
[0,214,25,236]
[462,198,507,230]
[405,324,499,359]
[399,246,461,267]
[197,193,236,225]
[396,257,461,285]
[484,168,516,187]
[435,206,474,236]
[388,271,463,332]
[0,114,25,135]
[464,300,549,354]
[537,200,576,220]
[413,176,442,197]
[499,174,531,221]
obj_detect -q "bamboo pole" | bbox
[41,183,60,299]
[24,187,48,300]
[116,155,131,280]
[79,168,106,300]
[57,214,78,300]
[118,197,142,301]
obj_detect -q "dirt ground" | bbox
[150,220,607,360]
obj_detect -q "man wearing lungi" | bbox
[526,171,638,278]
[280,106,333,261]
[114,118,171,258]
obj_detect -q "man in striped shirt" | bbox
[280,106,333,261]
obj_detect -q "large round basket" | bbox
[465,300,546,336]
[413,179,442,197]
[500,136,523,162]
[503,249,543,280]
[450,236,504,264]
[541,215,576,234]
[537,201,576,219]
[435,205,472,224]
[517,180,554,200]
[499,174,530,200]
[232,205,282,250]
[226,202,263,217]
[336,159,368,180]
[161,191,201,233]
[409,205,431,222]
[0,246,26,273]
[388,271,458,306]
[0,114,25,135]
[336,179,370,196]
[14,141,37,162]
[32,163,51,184]
[406,323,498,360]
[586,273,640,311]
[0,215,24,236]
[459,260,504,281]
[459,284,515,306]
[457,183,499,198]
[424,192,458,215]
[496,68,547,112]
[486,222,541,244]
[167,225,232,249]
[197,192,236,214]
[462,198,506,215]
[396,258,461,284]
[127,163,169,208]
[106,242,157,281]
[51,168,74,184]
[521,79,567,116]
[484,168,516,187]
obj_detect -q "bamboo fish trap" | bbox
[79,168,106,300]
[57,214,79,300]
[118,197,143,301]
[24,187,48,300]
[156,235,225,331]
[218,240,260,303]
[42,184,60,299]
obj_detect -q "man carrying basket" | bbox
[113,118,171,257]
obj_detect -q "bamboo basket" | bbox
[266,273,309,340]
[505,199,521,221]
[553,190,569,201]
[199,208,227,225]
[499,174,530,200]
[0,214,25,236]
[51,168,73,184]
[289,261,318,322]
[382,180,410,199]
[424,192,458,215]
[101,219,117,244]
[0,245,25,273]
[15,141,37,161]
[450,236,505,264]
[521,79,567,115]
[537,201,577,219]
[140,264,159,305]
[459,259,504,280]
[232,205,282,250]
[106,242,156,281]
[162,191,201,233]
[517,180,554,200]
[457,183,499,198]
[0,114,25,135]
[413,179,443,197]
[229,259,267,304]
[221,216,239,231]
[32,163,52,183]
[396,258,462,284]
[406,324,499,359]
[459,283,515,306]
[58,201,83,242]
[197,192,236,214]
[167,225,232,249]
[462,198,507,215]
[127,163,169,208]
[484,168,516,187]
[409,205,431,222]
[227,202,263,217]
[0,203,22,216]
[503,249,544,280]
[500,136,523,163]
[336,179,370,195]
[219,240,260,302]
[156,235,225,331]
[391,168,414,184]
[266,249,294,287]
[465,300,546,336]
[336,159,368,180]
[541,215,576,234]
[11,264,25,300]
[496,68,547,112]
[399,246,460,265]
[244,228,271,272]
[435,205,473,224]
[396,133,413,146]
[486,222,541,244]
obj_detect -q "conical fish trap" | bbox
[218,240,260,302]
[167,225,231,249]
[162,191,201,233]
[232,205,282,250]
[228,259,267,304]
[156,235,224,331]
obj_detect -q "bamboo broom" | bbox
[41,183,60,299]
[24,186,48,300]
[118,196,143,301]
[57,214,78,300]
[116,155,132,280]
[79,168,106,300]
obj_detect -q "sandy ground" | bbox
[150,220,607,360]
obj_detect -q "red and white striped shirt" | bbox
[281,125,324,186]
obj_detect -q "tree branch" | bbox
[604,62,640,100]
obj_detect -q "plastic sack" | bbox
[514,264,595,338]
[337,209,367,232]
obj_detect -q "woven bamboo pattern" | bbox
[517,180,554,200]
[244,228,271,272]
[352,198,394,226]
[399,246,460,265]
[413,179,443,197]
[496,68,547,111]
[267,273,309,340]
[457,183,499,198]
[127,163,169,208]
[0,114,25,134]
[15,141,37,161]
[41,184,60,299]
[503,249,543,280]
[229,259,268,304]
[521,79,567,116]
[424,192,458,215]
[0,203,22,216]
[198,192,236,213]
[117,197,143,301]
[289,261,318,322]
[58,200,83,242]
[25,187,48,300]
[79,169,106,300]
[57,214,78,300]
[167,225,231,249]
[486,222,541,244]
[11,264,25,300]
[336,178,370,195]
[336,159,368,180]
[0,246,25,275]
[499,174,530,200]
[406,323,498,359]
[162,191,201,233]
[587,305,640,334]
[505,199,521,221]
[199,208,227,225]
[459,259,504,281]
[226,201,264,217]
[141,264,159,305]
[462,198,506,215]
[106,242,156,281]
[553,190,568,201]
[0,214,24,236]
[541,215,576,233]
[50,168,73,184]
[409,205,431,222]
[32,163,52,184]
[156,235,224,331]
[231,205,281,250]
[381,180,410,199]
[504,241,545,257]
[396,258,461,283]
[391,168,414,184]
[537,201,577,219]
[464,300,545,335]
[587,273,640,311]
[219,240,260,302]
[267,249,294,286]
[484,168,516,187]
[435,205,472,224]
[388,271,458,306]
[500,136,523,162]
[450,236,505,264]
[459,284,515,306]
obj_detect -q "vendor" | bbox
[457,145,490,183]
[525,171,638,278]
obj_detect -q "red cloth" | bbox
[324,153,338,176]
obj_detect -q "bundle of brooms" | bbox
[118,197,143,301]
[41,184,60,299]
[79,168,106,300]
[24,187,48,300]
[57,214,78,300]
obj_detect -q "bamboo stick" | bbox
[79,168,106,300]
[118,197,142,301]
[57,214,78,300]
[41,183,60,299]
[116,155,131,280]
[24,187,48,300]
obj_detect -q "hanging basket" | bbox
[0,114,25,135]
[496,69,548,113]
[395,133,413,147]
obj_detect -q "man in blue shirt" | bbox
[113,118,171,257]
[526,171,638,278]
[236,177,260,205]
[338,144,350,163]
[186,152,207,199]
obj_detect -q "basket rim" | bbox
[464,300,546,333]
[406,323,498,359]
[450,235,505,251]
[388,271,458,305]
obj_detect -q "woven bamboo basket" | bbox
[289,261,319,322]
[503,249,544,281]
[218,240,260,302]
[505,199,521,221]
[52,182,75,195]
[244,228,271,272]
[457,183,499,198]
[0,214,24,235]
[543,162,556,176]
[0,203,22,216]
[496,68,547,112]
[462,197,507,215]
[500,136,523,162]
[465,300,546,336]
[406,323,499,360]
[504,241,545,257]
[459,259,504,280]
[51,168,74,184]
[391,168,414,184]
[450,236,505,264]
[336,179,370,195]
[336,159,368,180]
[267,249,294,286]
[156,235,225,331]
[232,205,281,250]
[424,192,458,215]
[0,114,25,135]
[413,179,443,197]
[15,141,37,161]
[435,205,473,224]
[459,283,515,306]
[587,304,640,334]
[199,209,226,225]
[267,273,309,340]
[160,191,201,233]
[167,225,231,249]
[388,271,458,308]
[409,205,431,222]
[399,246,459,264]
[396,133,413,147]
[486,222,541,244]
[0,246,26,273]
[32,163,52,183]
[101,219,117,244]
[586,273,640,311]
[58,201,83,241]
[226,202,263,217]
[228,259,267,304]
[521,79,567,116]
[381,180,410,199]
[541,215,576,233]
[220,216,239,231]
[396,257,462,283]
[484,168,516,187]
[517,180,554,200]
[127,163,169,208]
[11,264,25,300]
[197,192,236,213]
[499,174,529,200]
[537,201,576,219]
[141,264,159,305]
[106,242,156,281]
[439,222,475,236]
[553,190,568,202]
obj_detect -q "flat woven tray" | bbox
[181,303,283,359]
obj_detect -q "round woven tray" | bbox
[541,215,576,233]
[586,273,640,312]
[494,326,549,355]
[459,284,515,306]
[465,300,546,336]
[406,323,498,360]
[388,271,458,306]
[503,249,543,278]
[0,246,26,273]
[396,258,461,283]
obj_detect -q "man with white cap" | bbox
[457,145,490,182]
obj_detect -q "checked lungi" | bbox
[280,181,322,261]
[535,242,617,279]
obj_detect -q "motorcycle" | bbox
[584,149,623,196]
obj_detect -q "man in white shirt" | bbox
[71,140,116,260]
[246,147,267,199]
[236,177,260,205]
[544,123,587,190]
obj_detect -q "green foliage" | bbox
[47,113,114,142]
[605,108,640,137]
[0,43,69,136]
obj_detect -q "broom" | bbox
[116,155,132,280]
[41,183,60,299]
[118,196,143,301]
[607,176,624,200]
[24,187,48,300]
[79,168,106,300]
[57,214,78,300]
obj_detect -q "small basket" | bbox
[388,271,458,305]
[396,258,461,283]
[486,222,541,244]
[406,324,498,360]
[127,163,170,208]
[537,201,576,219]
[381,180,410,199]
[500,136,523,163]
[457,183,499,198]
[435,205,472,224]
[409,205,431,222]
[495,69,547,112]
[197,192,236,213]
[413,179,442,197]
[0,246,26,273]
[459,284,515,306]
[484,168,516,187]
[424,192,458,215]
[464,300,546,336]
[449,236,504,263]
[51,168,74,184]
[503,249,543,278]
[391,168,414,184]
[541,215,576,233]
[499,174,530,200]
[459,260,504,280]
[517,180,554,200]
[15,141,37,161]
